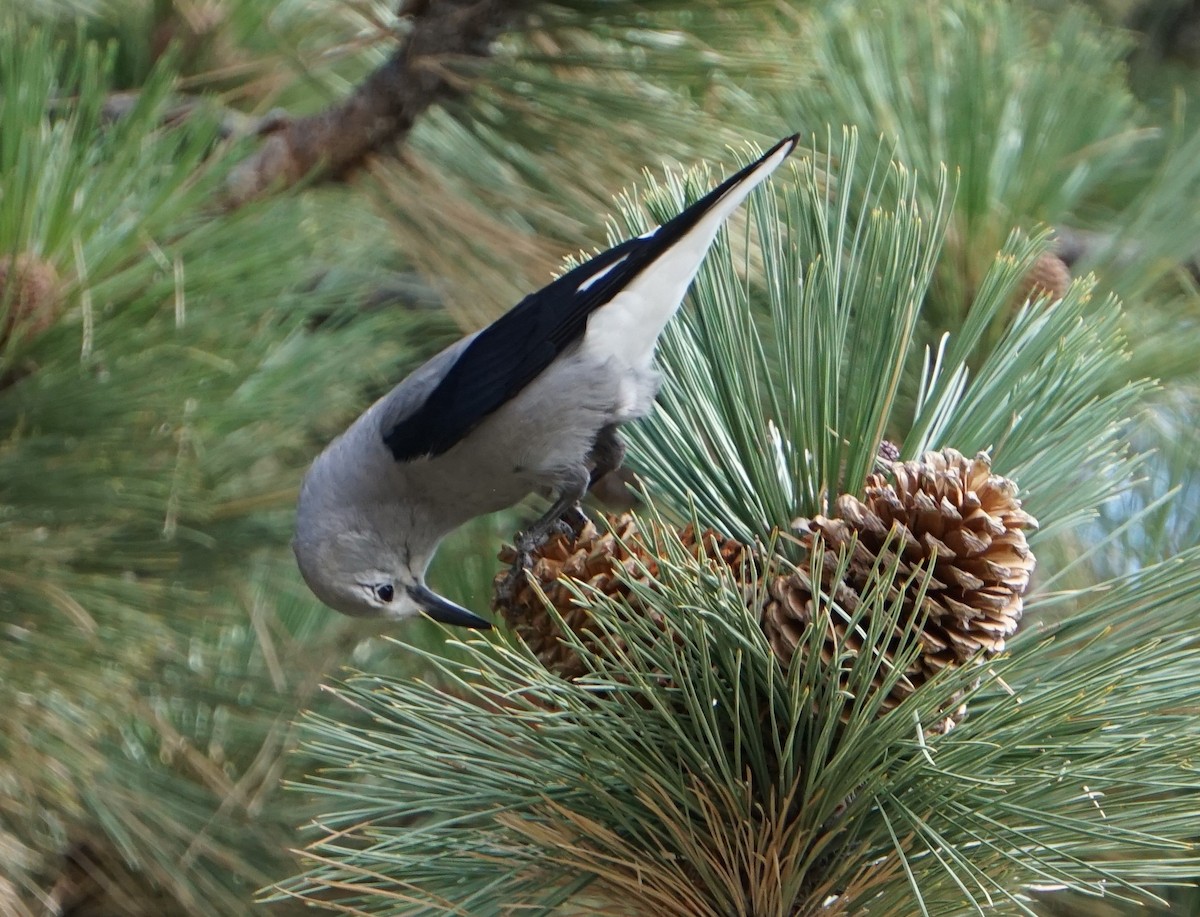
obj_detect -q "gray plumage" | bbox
[294,135,798,627]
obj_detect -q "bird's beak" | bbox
[408,584,493,629]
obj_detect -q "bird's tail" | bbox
[583,134,799,368]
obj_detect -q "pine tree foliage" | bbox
[23,0,395,96]
[623,133,1148,548]
[777,0,1200,371]
[275,135,1200,914]
[0,22,447,914]
[279,524,1200,916]
[0,1,819,912]
[5,0,1200,914]
[364,0,793,328]
[626,133,951,541]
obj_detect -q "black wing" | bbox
[383,135,798,462]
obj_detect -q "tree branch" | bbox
[224,0,530,207]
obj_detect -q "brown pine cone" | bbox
[0,252,61,348]
[1011,251,1071,308]
[493,514,755,679]
[765,449,1037,729]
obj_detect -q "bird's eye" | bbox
[374,583,395,603]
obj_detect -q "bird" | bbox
[294,134,799,628]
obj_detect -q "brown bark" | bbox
[224,0,530,206]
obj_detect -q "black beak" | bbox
[408,584,493,629]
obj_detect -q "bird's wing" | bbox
[382,134,799,462]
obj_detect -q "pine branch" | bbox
[0,27,459,913]
[224,0,533,206]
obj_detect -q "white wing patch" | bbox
[577,254,630,293]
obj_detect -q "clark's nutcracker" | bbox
[294,135,799,627]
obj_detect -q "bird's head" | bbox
[292,520,491,628]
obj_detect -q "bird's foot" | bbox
[496,502,589,612]
[516,502,588,555]
[495,558,528,611]
[494,526,547,612]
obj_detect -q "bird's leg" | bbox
[499,428,628,607]
[588,423,627,488]
[497,467,590,611]
[522,425,625,544]
[517,465,591,553]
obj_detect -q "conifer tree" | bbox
[5,1,1200,915]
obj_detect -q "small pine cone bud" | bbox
[0,253,61,348]
[1011,252,1071,309]
[772,448,1037,729]
[494,514,755,679]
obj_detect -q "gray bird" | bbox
[294,135,798,627]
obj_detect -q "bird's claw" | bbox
[517,503,587,554]
[512,529,538,562]
[495,562,526,610]
[497,529,541,611]
[496,506,588,612]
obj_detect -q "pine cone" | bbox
[494,514,755,679]
[765,449,1037,729]
[0,252,61,348]
[1011,251,1071,308]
